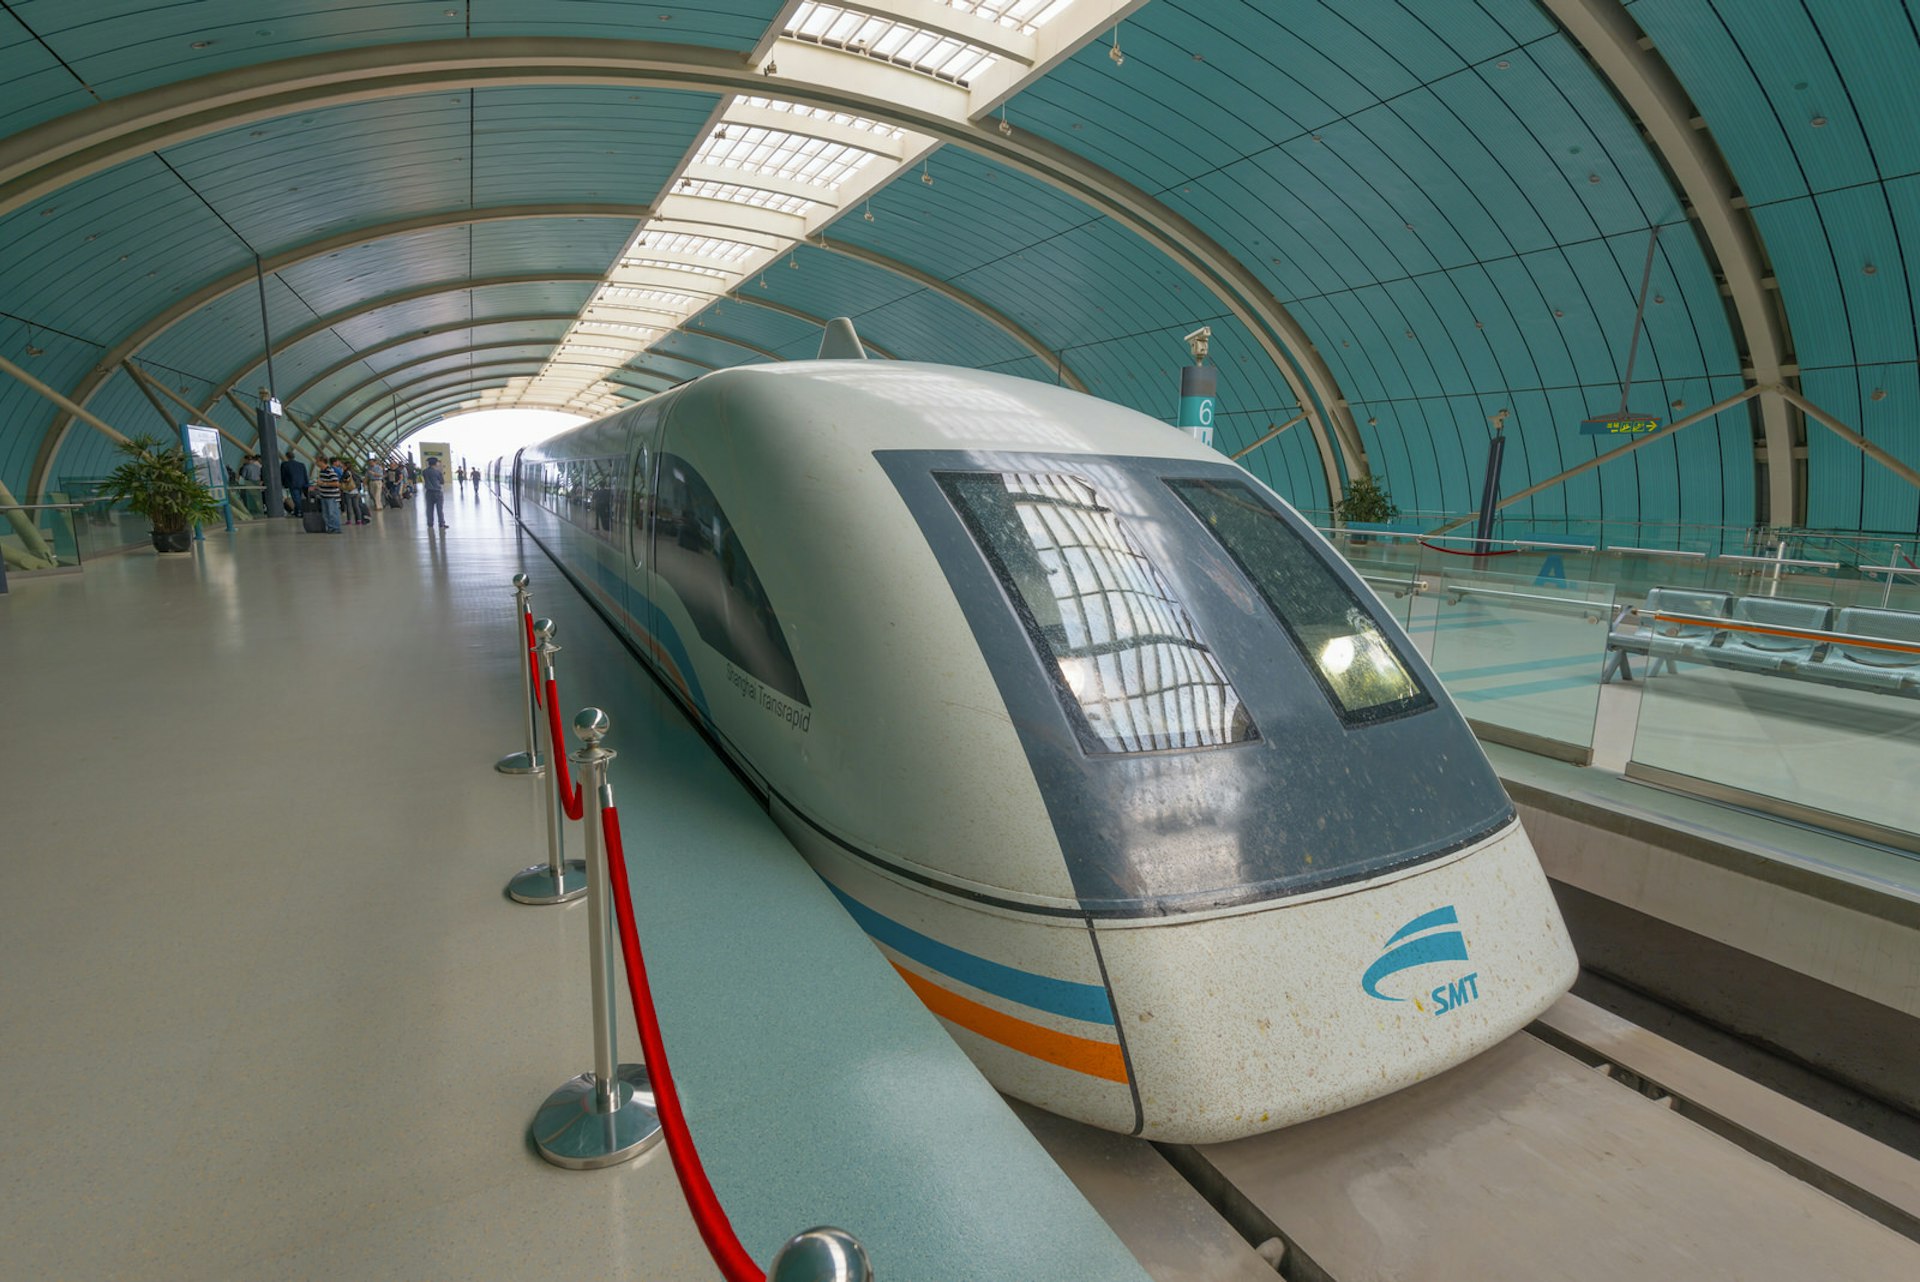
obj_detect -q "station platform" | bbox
[7,492,1919,1282]
[0,493,1160,1280]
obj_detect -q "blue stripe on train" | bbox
[825,884,1115,1028]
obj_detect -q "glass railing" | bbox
[1,502,86,576]
[1625,612,1920,850]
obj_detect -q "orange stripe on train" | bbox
[891,963,1129,1084]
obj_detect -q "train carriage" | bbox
[506,335,1576,1143]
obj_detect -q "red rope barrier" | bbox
[602,805,766,1282]
[526,611,542,708]
[1417,540,1519,557]
[544,679,583,820]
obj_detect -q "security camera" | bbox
[1183,326,1212,364]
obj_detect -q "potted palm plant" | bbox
[1335,475,1400,546]
[99,434,224,553]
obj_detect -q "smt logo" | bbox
[1362,906,1481,1015]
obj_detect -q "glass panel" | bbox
[1419,560,1614,756]
[939,471,1256,755]
[1630,642,1920,845]
[1174,479,1429,724]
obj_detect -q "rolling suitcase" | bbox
[302,502,327,534]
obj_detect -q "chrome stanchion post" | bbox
[532,708,662,1169]
[505,619,586,906]
[769,1227,875,1282]
[496,573,545,776]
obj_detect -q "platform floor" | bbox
[0,493,1147,1281]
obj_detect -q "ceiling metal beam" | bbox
[310,340,615,425]
[283,313,580,407]
[191,272,602,419]
[1,38,1357,504]
[21,201,640,499]
[1541,0,1797,524]
[336,359,670,439]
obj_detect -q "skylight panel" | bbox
[598,285,700,309]
[785,2,1001,85]
[740,97,904,141]
[556,343,631,359]
[678,179,815,216]
[577,321,660,336]
[956,0,1067,33]
[616,256,730,279]
[697,127,879,191]
[633,232,758,263]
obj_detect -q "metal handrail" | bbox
[1444,582,1610,616]
[1647,610,1920,656]
[0,502,88,511]
[1715,554,1842,570]
[1606,546,1708,559]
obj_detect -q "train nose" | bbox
[1093,820,1576,1143]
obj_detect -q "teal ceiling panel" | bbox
[1801,365,1866,528]
[1471,0,1559,44]
[0,11,96,136]
[277,227,475,314]
[164,96,470,247]
[1807,0,1920,182]
[474,87,716,206]
[1753,197,1851,370]
[23,2,472,100]
[692,303,815,354]
[1631,0,1810,206]
[1811,184,1914,367]
[139,275,312,383]
[1852,362,1920,532]
[0,155,253,343]
[1384,83,1556,256]
[1693,0,1878,197]
[833,149,1096,278]
[471,1,786,50]
[470,218,631,276]
[654,329,767,369]
[833,291,1033,372]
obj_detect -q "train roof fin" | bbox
[817,317,868,361]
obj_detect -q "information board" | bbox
[1579,414,1661,436]
[186,425,225,489]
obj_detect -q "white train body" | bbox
[509,356,1576,1143]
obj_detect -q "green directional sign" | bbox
[1580,414,1661,436]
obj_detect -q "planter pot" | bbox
[151,528,192,553]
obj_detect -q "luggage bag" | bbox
[303,503,328,534]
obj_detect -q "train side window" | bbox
[937,470,1257,755]
[1168,478,1432,725]
[653,452,808,705]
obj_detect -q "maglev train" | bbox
[500,322,1577,1143]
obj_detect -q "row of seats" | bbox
[1604,587,1920,693]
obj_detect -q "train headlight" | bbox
[1320,635,1356,674]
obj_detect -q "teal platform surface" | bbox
[503,508,1153,1279]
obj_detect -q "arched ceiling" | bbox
[3,0,1918,538]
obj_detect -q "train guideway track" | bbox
[1152,993,1920,1281]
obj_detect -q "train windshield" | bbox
[1168,478,1432,724]
[937,470,1257,755]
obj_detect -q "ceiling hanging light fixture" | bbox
[921,160,933,187]
[1110,24,1125,66]
[863,200,875,223]
[999,106,1013,136]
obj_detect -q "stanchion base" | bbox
[531,1064,661,1169]
[495,751,545,776]
[505,861,587,905]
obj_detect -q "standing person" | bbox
[423,455,448,529]
[238,453,263,516]
[364,457,381,512]
[281,450,310,516]
[385,463,402,508]
[310,458,344,533]
[339,459,369,525]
